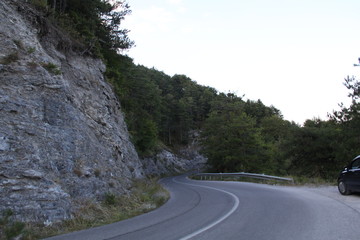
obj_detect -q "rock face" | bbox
[142,131,208,176]
[142,149,207,176]
[0,0,144,223]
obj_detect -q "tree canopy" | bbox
[34,0,134,55]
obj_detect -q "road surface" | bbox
[46,175,360,240]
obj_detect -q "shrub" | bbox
[0,209,35,240]
[42,62,61,75]
[27,47,36,54]
[4,221,25,240]
[104,192,116,206]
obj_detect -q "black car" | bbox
[338,155,360,195]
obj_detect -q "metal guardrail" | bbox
[192,172,294,183]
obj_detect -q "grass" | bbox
[27,47,36,54]
[291,176,336,186]
[0,209,33,240]
[32,178,169,239]
[41,62,62,75]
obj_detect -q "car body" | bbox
[338,155,360,195]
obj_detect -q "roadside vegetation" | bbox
[0,210,31,240]
[0,179,168,240]
[37,179,169,239]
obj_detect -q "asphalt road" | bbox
[46,175,360,240]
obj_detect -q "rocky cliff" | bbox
[0,0,144,223]
[0,0,209,225]
[143,131,207,176]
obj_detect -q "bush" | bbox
[104,192,116,206]
[0,209,35,240]
[42,62,61,75]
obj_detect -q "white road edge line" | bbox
[173,177,240,240]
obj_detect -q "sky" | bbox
[122,0,360,124]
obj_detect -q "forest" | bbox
[31,0,360,181]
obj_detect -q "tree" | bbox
[331,76,360,162]
[201,102,271,173]
[46,0,134,54]
[133,117,158,156]
[244,99,281,126]
[332,76,360,123]
[284,119,342,179]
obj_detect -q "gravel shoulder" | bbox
[288,185,360,213]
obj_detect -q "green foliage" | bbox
[134,118,158,155]
[27,47,36,54]
[331,76,360,158]
[284,119,342,179]
[42,62,61,75]
[104,192,116,206]
[201,101,273,173]
[103,50,220,155]
[197,72,360,180]
[102,49,301,176]
[279,75,360,181]
[4,222,26,240]
[0,209,34,240]
[57,0,132,54]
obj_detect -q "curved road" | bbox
[47,175,360,240]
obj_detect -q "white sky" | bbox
[122,0,360,124]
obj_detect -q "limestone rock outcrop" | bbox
[0,0,144,223]
[142,131,208,176]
